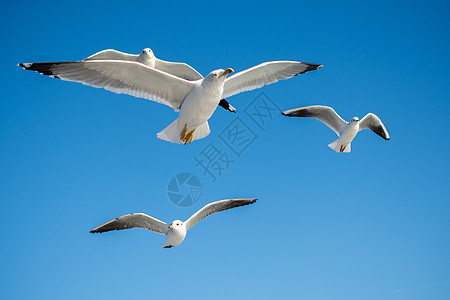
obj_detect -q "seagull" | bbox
[19,56,322,144]
[90,198,257,248]
[282,105,390,152]
[84,48,236,112]
[84,48,204,80]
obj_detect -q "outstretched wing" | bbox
[185,198,257,231]
[83,49,138,61]
[18,60,194,110]
[282,105,347,136]
[359,113,390,140]
[222,61,323,99]
[155,59,203,81]
[90,213,169,235]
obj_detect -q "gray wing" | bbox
[282,105,347,136]
[18,60,194,110]
[359,113,390,140]
[83,49,138,61]
[222,61,323,99]
[155,59,203,81]
[90,213,169,235]
[185,198,257,231]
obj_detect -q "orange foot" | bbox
[180,125,196,144]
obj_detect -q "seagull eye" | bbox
[212,73,217,77]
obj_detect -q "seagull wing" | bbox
[83,49,138,61]
[222,61,323,99]
[18,60,194,110]
[90,213,169,235]
[155,59,204,81]
[282,105,347,136]
[184,198,257,231]
[359,113,390,140]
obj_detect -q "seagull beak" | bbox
[219,68,234,78]
[169,225,174,229]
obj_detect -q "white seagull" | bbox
[19,54,322,144]
[90,198,257,248]
[84,48,204,81]
[83,48,237,113]
[282,105,390,152]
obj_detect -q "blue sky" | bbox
[1,0,449,299]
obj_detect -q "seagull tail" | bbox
[192,121,211,142]
[157,119,210,144]
[157,119,184,144]
[328,139,340,152]
[328,139,351,153]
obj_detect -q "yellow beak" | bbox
[219,68,234,78]
[169,225,174,228]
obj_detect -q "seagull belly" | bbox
[338,124,358,148]
[178,85,222,131]
[165,229,186,247]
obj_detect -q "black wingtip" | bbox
[18,62,62,78]
[281,111,297,117]
[306,63,324,71]
[294,63,324,76]
[219,99,237,113]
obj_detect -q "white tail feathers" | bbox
[161,242,173,248]
[194,121,211,141]
[157,118,211,144]
[328,139,351,153]
[157,119,184,144]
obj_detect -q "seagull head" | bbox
[138,48,156,67]
[142,48,153,55]
[206,68,234,81]
[169,220,184,230]
[351,117,359,122]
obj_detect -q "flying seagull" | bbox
[282,105,390,152]
[84,48,203,80]
[19,56,322,144]
[90,198,257,248]
[84,48,236,113]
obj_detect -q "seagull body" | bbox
[163,220,187,248]
[90,198,257,248]
[158,68,233,144]
[19,52,322,144]
[282,105,390,153]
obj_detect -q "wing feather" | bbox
[185,198,257,231]
[222,61,323,99]
[359,113,390,140]
[18,60,194,110]
[155,59,203,81]
[83,49,138,61]
[282,105,347,136]
[90,213,169,235]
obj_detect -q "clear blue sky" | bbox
[1,0,449,299]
